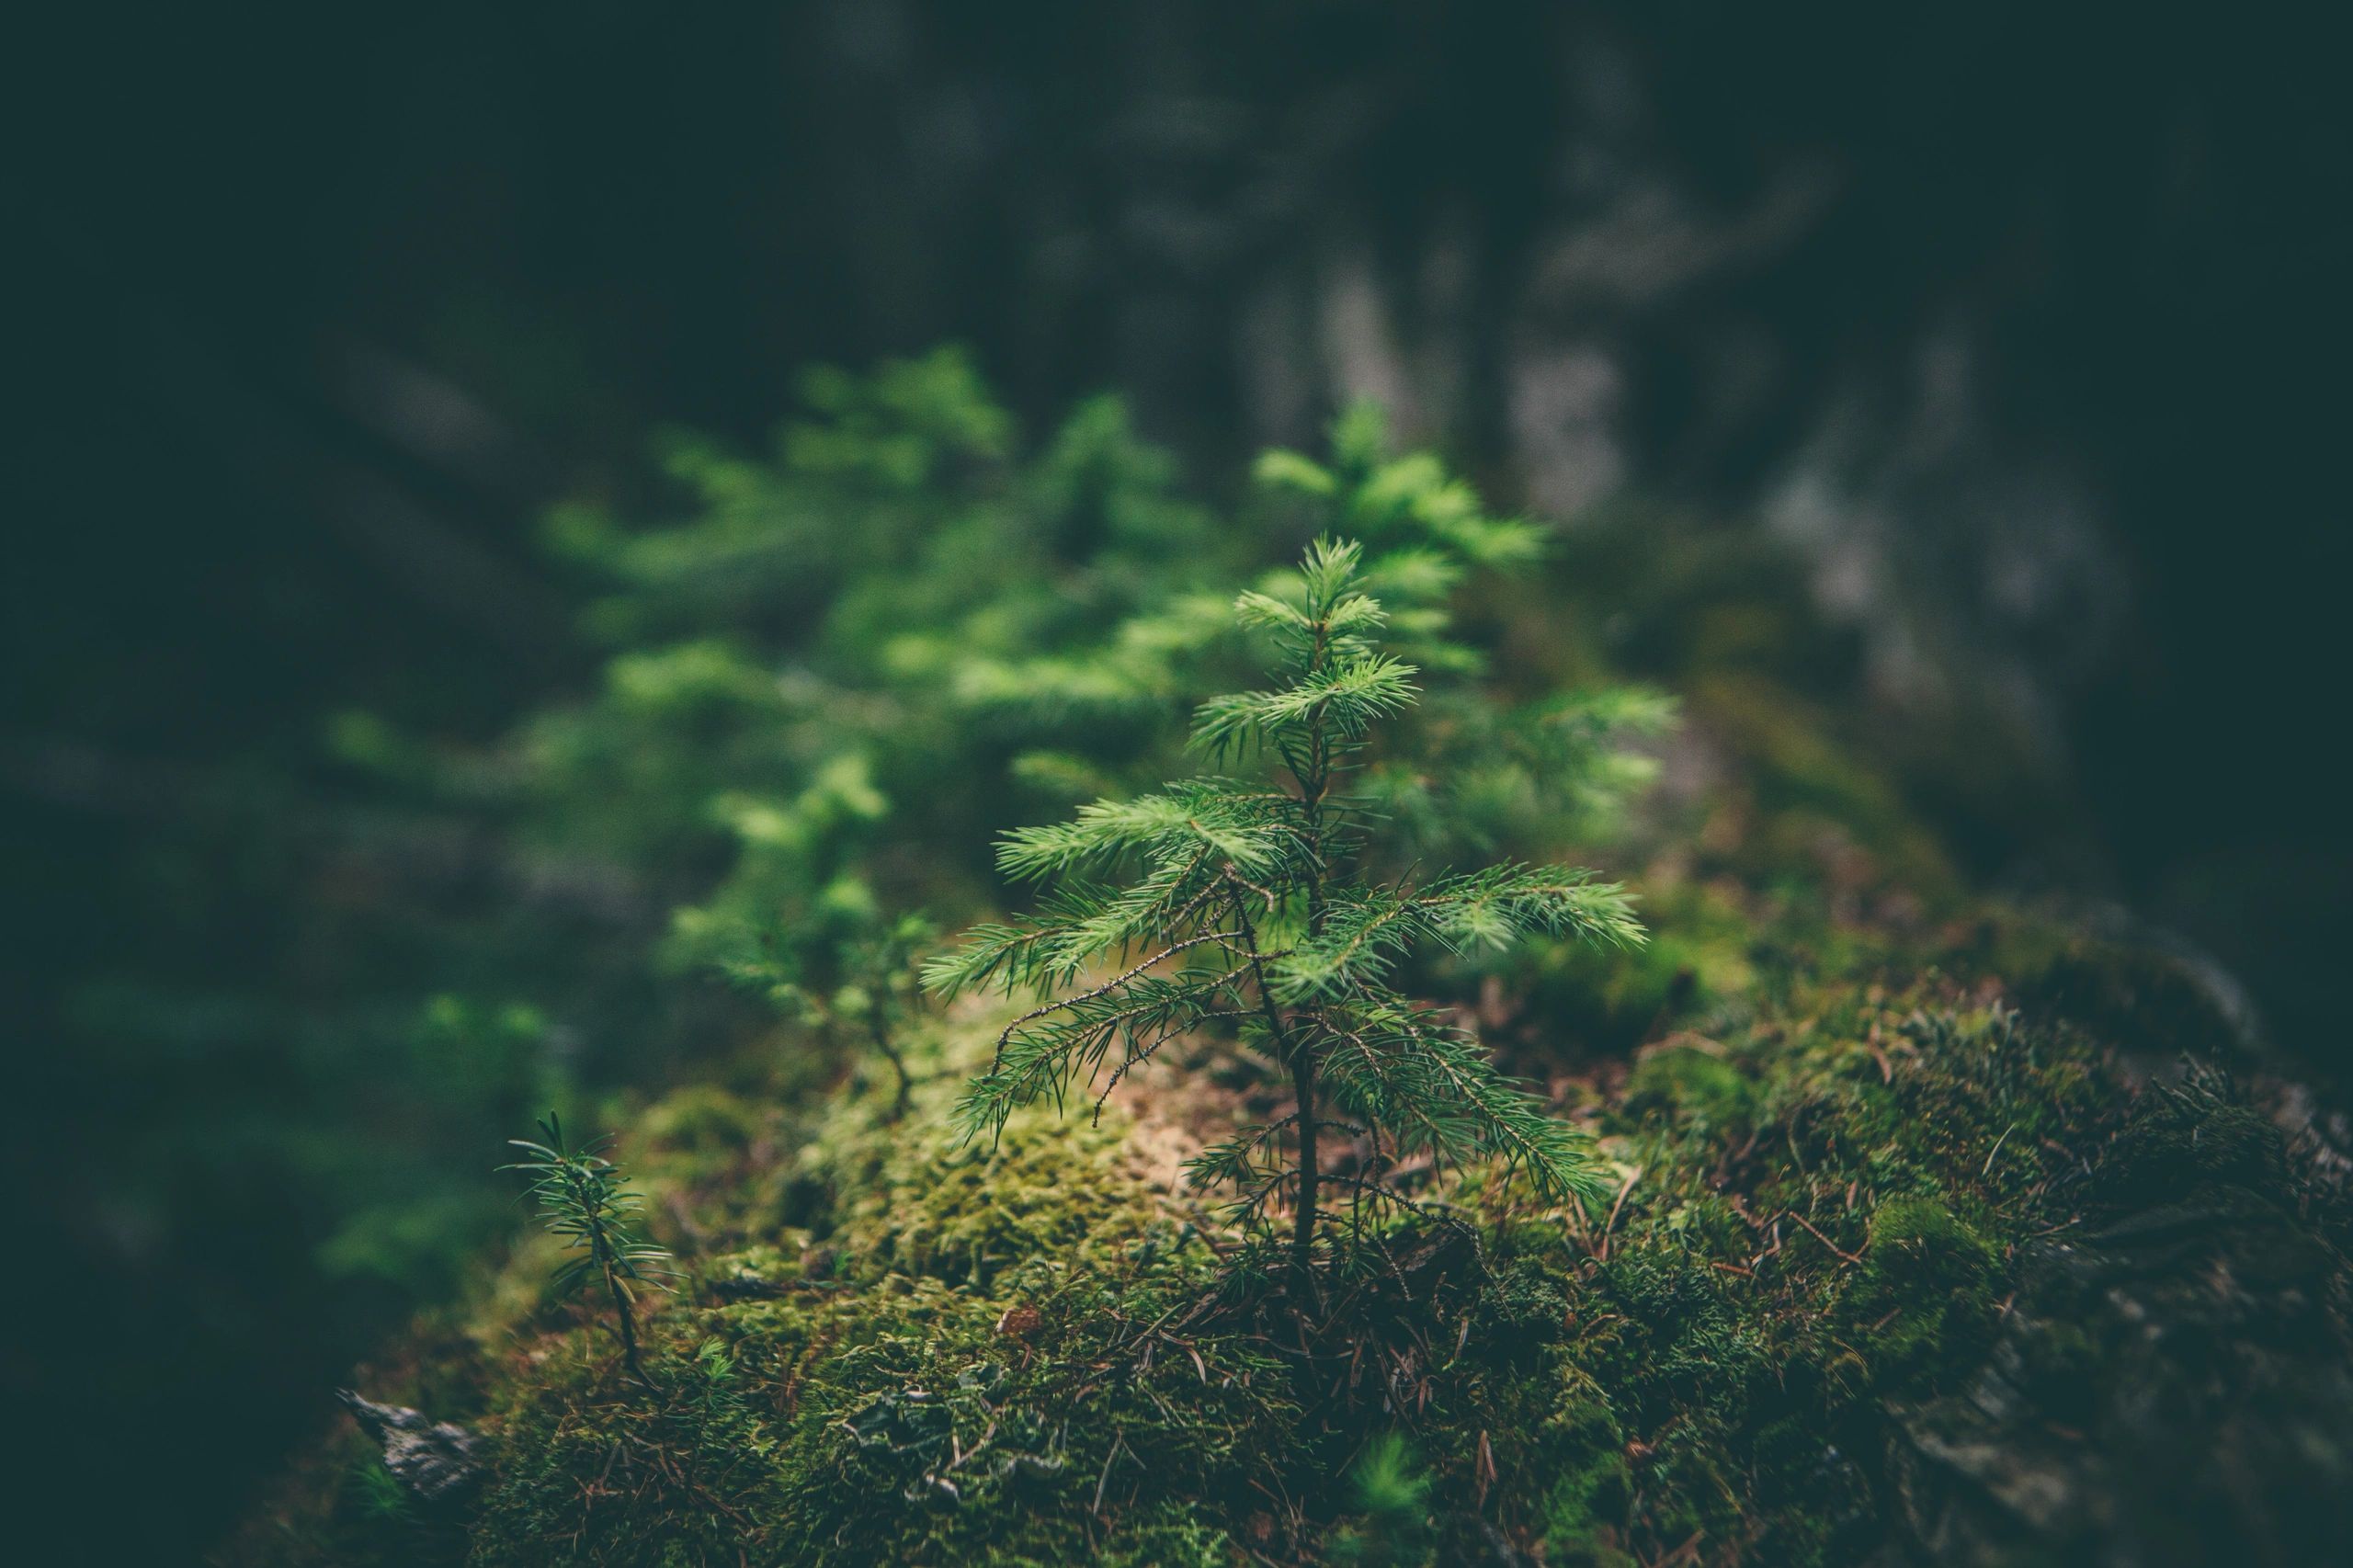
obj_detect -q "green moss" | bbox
[1838,1197,2000,1394]
[468,1337,785,1567]
[1093,1505,1239,1567]
[813,1104,1149,1288]
[1531,1392,1634,1563]
[745,1278,1293,1565]
[636,1083,767,1165]
[244,924,2326,1565]
[1620,1043,1756,1135]
[404,1047,1301,1566]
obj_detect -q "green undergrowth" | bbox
[226,911,2253,1567]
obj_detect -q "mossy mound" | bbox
[226,919,2347,1565]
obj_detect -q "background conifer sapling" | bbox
[711,907,938,1119]
[820,913,937,1119]
[505,1116,676,1385]
[927,539,1642,1278]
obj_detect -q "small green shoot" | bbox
[504,1115,676,1387]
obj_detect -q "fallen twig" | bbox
[1785,1210,1866,1266]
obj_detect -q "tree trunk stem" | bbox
[1290,1051,1318,1276]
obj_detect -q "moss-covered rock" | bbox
[228,946,2348,1566]
[1888,1069,2352,1566]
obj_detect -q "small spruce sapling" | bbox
[505,1116,676,1385]
[819,912,938,1119]
[1328,1433,1436,1566]
[927,539,1640,1278]
[713,905,938,1119]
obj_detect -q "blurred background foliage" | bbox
[9,0,2345,1557]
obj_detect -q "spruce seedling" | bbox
[1328,1433,1436,1565]
[824,913,937,1119]
[712,908,937,1119]
[928,539,1640,1278]
[505,1115,676,1386]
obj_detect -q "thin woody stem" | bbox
[868,1011,912,1119]
[1227,871,1318,1278]
[587,1196,650,1387]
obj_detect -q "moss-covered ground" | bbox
[225,656,2350,1567]
[227,890,2347,1567]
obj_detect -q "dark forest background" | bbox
[8,2,2347,1557]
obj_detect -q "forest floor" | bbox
[226,699,2353,1565]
